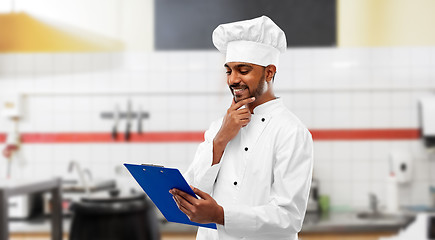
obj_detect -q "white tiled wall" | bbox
[1,47,435,211]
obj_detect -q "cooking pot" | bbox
[69,189,160,240]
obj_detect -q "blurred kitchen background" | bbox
[1,0,435,239]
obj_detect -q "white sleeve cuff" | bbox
[196,163,221,194]
[190,139,222,194]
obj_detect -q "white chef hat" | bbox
[212,15,287,68]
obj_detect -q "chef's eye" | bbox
[225,70,231,75]
[239,69,251,75]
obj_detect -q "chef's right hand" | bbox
[214,97,255,147]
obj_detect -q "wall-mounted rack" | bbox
[100,112,150,119]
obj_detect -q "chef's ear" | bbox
[265,65,276,83]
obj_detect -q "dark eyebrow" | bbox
[236,64,253,69]
[223,63,253,69]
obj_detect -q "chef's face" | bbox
[225,62,267,104]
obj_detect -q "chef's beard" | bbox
[230,70,266,103]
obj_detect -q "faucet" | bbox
[82,169,93,182]
[68,160,91,195]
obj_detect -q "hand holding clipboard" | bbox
[124,163,217,229]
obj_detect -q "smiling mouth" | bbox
[232,87,248,96]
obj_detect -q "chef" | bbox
[170,15,313,240]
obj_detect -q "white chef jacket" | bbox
[184,98,313,240]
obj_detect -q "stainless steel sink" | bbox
[356,193,410,221]
[62,179,116,193]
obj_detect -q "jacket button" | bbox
[244,147,248,151]
[234,181,237,186]
[261,118,265,122]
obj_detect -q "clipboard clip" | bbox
[141,163,164,168]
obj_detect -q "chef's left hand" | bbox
[170,187,224,225]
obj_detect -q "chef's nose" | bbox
[228,73,241,85]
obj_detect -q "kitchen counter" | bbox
[9,211,414,236]
[301,212,415,233]
[9,217,199,234]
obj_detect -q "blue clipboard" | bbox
[124,163,217,229]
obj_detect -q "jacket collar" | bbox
[252,98,282,115]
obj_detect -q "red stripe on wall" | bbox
[310,129,420,140]
[18,132,205,143]
[0,129,420,144]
